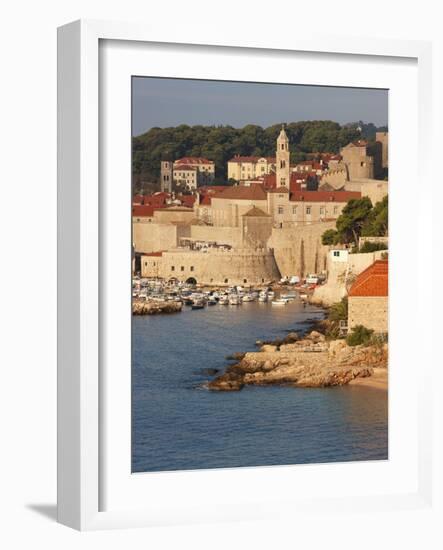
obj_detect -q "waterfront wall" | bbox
[268,221,336,278]
[348,296,388,333]
[141,248,281,286]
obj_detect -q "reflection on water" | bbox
[132,301,388,472]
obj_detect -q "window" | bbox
[190,266,194,272]
[243,279,247,283]
[320,207,325,215]
[306,206,311,215]
[144,261,148,266]
[181,266,185,271]
[333,251,340,257]
[171,266,175,271]
[281,144,284,150]
[281,178,286,186]
[333,206,338,214]
[278,206,284,214]
[292,206,297,215]
[280,160,285,169]
[224,278,228,283]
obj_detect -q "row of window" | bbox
[277,205,339,215]
[170,266,195,272]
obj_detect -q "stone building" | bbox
[227,156,276,181]
[376,131,389,169]
[341,141,374,179]
[267,188,361,228]
[171,157,215,187]
[344,178,388,205]
[172,165,198,190]
[348,260,388,333]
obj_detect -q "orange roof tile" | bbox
[348,260,388,297]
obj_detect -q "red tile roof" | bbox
[132,205,154,217]
[144,251,164,257]
[289,190,361,202]
[212,183,267,201]
[174,157,214,165]
[173,165,197,171]
[349,260,388,297]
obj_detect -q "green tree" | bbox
[361,195,388,237]
[335,197,373,244]
[321,228,339,245]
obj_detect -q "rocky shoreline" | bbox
[207,329,388,391]
[132,300,182,315]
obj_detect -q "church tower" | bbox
[160,160,173,193]
[276,125,290,188]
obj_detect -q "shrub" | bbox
[359,241,388,253]
[346,325,374,346]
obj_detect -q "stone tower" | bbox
[160,160,173,193]
[276,125,290,188]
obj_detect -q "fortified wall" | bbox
[141,248,281,286]
[268,221,336,278]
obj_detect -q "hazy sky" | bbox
[132,77,388,137]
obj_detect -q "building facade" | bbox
[276,125,290,187]
[227,156,276,181]
[348,260,388,333]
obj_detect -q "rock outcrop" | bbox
[132,300,182,315]
[208,332,387,391]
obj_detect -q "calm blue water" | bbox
[132,300,388,472]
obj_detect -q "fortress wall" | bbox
[190,225,242,247]
[141,249,281,286]
[268,221,336,278]
[133,222,190,253]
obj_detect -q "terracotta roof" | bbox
[268,186,290,194]
[242,206,271,217]
[174,157,214,165]
[212,183,267,201]
[349,260,388,297]
[132,205,154,217]
[200,195,212,206]
[289,190,361,202]
[173,165,197,171]
[144,251,164,257]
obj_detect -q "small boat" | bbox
[258,294,268,302]
[229,295,240,305]
[281,293,297,300]
[183,298,194,306]
[207,297,217,305]
[272,299,287,306]
[267,291,275,298]
[242,294,254,302]
[299,293,308,300]
[191,299,205,310]
[218,295,229,305]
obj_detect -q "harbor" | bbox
[132,275,320,314]
[132,297,388,472]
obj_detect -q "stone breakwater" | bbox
[132,300,182,315]
[208,331,388,391]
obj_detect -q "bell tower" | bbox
[276,125,290,188]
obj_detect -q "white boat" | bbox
[281,292,297,300]
[267,291,275,298]
[258,294,268,302]
[271,299,287,306]
[299,293,308,300]
[242,294,254,302]
[229,295,240,305]
[218,295,229,305]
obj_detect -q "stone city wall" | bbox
[141,248,281,286]
[268,221,336,278]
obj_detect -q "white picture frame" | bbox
[57,19,434,531]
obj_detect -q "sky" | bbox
[132,77,388,137]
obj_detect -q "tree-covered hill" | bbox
[132,120,364,187]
